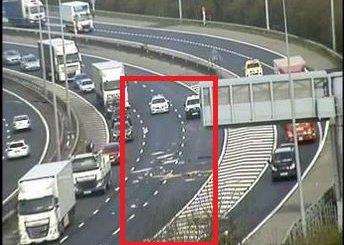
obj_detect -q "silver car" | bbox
[3,50,21,65]
[20,54,40,71]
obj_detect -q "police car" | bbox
[149,94,170,114]
[6,140,30,159]
[184,95,201,119]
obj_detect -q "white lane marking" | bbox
[59,235,69,244]
[78,222,85,228]
[132,109,136,113]
[143,134,146,139]
[132,167,152,174]
[131,167,135,171]
[6,135,11,139]
[139,119,143,124]
[142,84,146,88]
[156,153,174,160]
[93,209,99,215]
[153,190,159,196]
[125,177,128,182]
[180,121,184,124]
[5,123,9,127]
[137,114,140,118]
[182,135,186,140]
[113,228,120,235]
[139,149,144,154]
[150,89,154,93]
[115,187,120,192]
[6,130,10,133]
[105,197,111,203]
[132,179,139,184]
[149,172,154,177]
[143,202,148,207]
[142,126,149,134]
[182,127,186,133]
[178,151,183,156]
[151,151,164,156]
[142,141,146,146]
[181,142,184,148]
[162,180,167,185]
[136,157,140,162]
[127,214,135,221]
[130,204,136,208]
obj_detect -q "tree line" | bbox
[96,0,342,53]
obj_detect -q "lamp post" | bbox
[330,0,336,51]
[178,0,182,19]
[282,0,307,237]
[57,0,72,129]
[37,2,47,95]
[45,0,62,161]
[265,0,270,30]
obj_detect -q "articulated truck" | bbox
[38,38,82,83]
[91,60,130,116]
[17,161,76,244]
[60,1,94,33]
[3,0,45,27]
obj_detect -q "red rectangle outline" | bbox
[119,75,219,245]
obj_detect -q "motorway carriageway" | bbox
[3,42,223,244]
[2,91,48,201]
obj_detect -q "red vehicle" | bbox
[285,121,317,143]
[87,141,120,165]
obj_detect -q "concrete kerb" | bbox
[2,69,80,222]
[2,88,50,203]
[92,9,342,66]
[3,26,234,79]
[242,120,331,244]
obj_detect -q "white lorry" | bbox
[3,0,46,27]
[273,55,306,74]
[60,1,94,33]
[17,161,75,244]
[91,60,130,114]
[70,153,112,196]
[38,38,82,83]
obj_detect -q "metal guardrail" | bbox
[2,68,111,223]
[87,7,342,64]
[2,68,80,222]
[283,188,338,245]
[3,26,234,79]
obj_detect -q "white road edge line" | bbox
[2,89,50,205]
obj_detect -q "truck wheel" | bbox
[63,213,70,228]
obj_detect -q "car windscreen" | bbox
[72,156,99,173]
[6,50,18,55]
[14,116,28,121]
[25,56,37,62]
[18,195,55,215]
[30,6,44,14]
[187,99,199,105]
[10,142,24,148]
[274,151,294,165]
[103,80,119,91]
[152,98,165,104]
[58,53,79,64]
[247,63,260,69]
[81,80,93,85]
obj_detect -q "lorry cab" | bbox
[244,59,263,77]
[17,161,75,244]
[61,1,94,33]
[4,0,46,27]
[70,153,112,196]
[269,143,297,182]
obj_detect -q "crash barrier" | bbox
[2,68,111,223]
[3,26,234,79]
[283,188,338,245]
[2,68,79,222]
[242,121,331,244]
[85,8,342,66]
[153,125,275,241]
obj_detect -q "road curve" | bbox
[3,41,223,244]
[2,90,49,201]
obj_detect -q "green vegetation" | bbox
[94,0,342,53]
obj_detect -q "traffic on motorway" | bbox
[3,0,339,244]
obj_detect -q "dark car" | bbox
[112,120,133,142]
[269,143,297,181]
